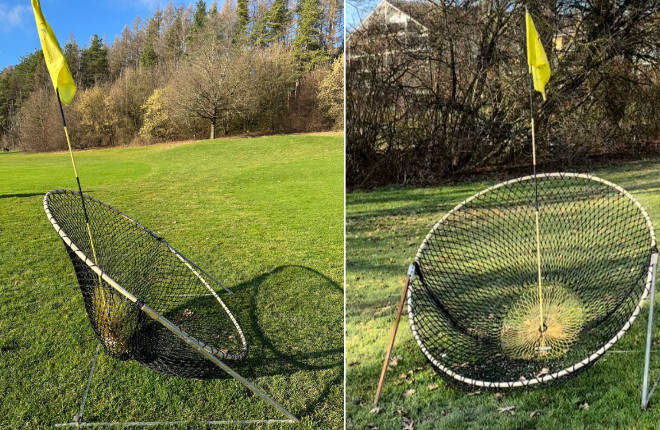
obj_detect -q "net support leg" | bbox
[642,250,658,410]
[139,305,299,422]
[373,263,415,408]
[74,342,101,424]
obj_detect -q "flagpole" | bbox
[525,7,546,352]
[56,89,102,287]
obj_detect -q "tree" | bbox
[320,0,342,55]
[318,53,343,129]
[107,67,158,145]
[140,10,162,68]
[252,46,296,131]
[164,9,184,63]
[139,88,174,141]
[0,51,42,138]
[266,0,291,44]
[75,85,116,147]
[167,31,254,139]
[63,37,81,85]
[81,35,109,88]
[16,87,66,151]
[234,0,250,41]
[292,0,327,72]
[188,0,208,42]
[346,0,660,188]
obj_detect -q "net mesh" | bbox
[408,173,655,387]
[45,190,247,379]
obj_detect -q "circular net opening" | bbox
[408,173,655,387]
[45,190,247,378]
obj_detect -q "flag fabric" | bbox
[525,11,551,101]
[31,0,76,104]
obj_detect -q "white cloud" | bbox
[0,3,27,32]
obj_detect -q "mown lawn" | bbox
[0,133,343,429]
[346,159,660,430]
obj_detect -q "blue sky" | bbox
[345,0,378,32]
[0,0,198,70]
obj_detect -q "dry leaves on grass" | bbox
[495,392,503,401]
[530,410,541,417]
[578,402,589,410]
[497,405,516,415]
[389,355,400,367]
[369,406,380,414]
[428,383,439,391]
[402,416,414,430]
[403,389,416,399]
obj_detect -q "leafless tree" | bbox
[347,0,660,188]
[166,29,254,139]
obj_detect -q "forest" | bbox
[0,0,344,152]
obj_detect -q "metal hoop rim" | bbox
[407,172,656,388]
[43,189,248,361]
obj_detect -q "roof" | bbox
[386,0,436,29]
[347,0,432,42]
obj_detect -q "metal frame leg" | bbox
[56,341,298,427]
[642,251,658,410]
[73,342,101,424]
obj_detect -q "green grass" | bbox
[346,159,660,430]
[0,133,343,429]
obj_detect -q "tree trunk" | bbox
[210,120,215,139]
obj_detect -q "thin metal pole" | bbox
[373,264,415,408]
[74,342,102,424]
[642,251,658,409]
[139,304,299,422]
[55,89,103,288]
[525,8,546,353]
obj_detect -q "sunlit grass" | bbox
[347,159,660,430]
[0,133,343,428]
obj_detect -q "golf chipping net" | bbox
[407,173,657,388]
[44,189,248,378]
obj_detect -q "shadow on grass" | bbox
[227,264,344,378]
[0,192,45,199]
[71,265,342,423]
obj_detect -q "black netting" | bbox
[45,190,247,379]
[408,173,656,387]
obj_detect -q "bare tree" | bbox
[347,0,660,188]
[166,29,254,139]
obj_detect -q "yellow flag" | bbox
[31,0,76,104]
[525,11,551,101]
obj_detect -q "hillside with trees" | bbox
[0,0,343,152]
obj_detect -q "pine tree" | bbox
[192,0,208,33]
[292,0,327,72]
[234,0,250,42]
[81,35,109,88]
[164,8,185,62]
[268,0,290,44]
[251,15,269,47]
[63,37,81,84]
[141,11,162,68]
[209,0,218,16]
